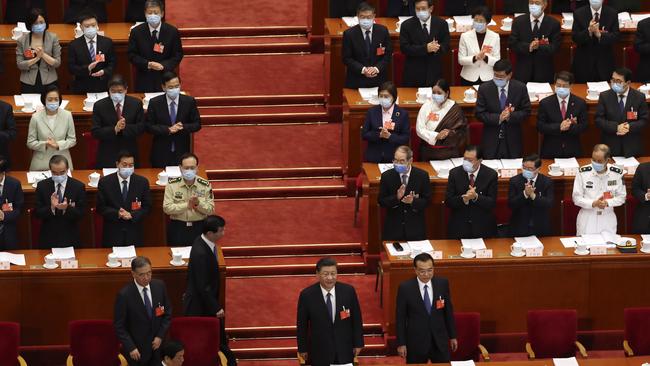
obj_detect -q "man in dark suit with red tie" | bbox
[396,252,457,364]
[508,154,554,236]
[114,256,172,366]
[68,12,116,93]
[297,257,364,366]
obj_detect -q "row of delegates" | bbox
[4,0,165,23]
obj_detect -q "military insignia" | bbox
[608,180,618,186]
[586,181,593,189]
[197,177,210,186]
[609,166,623,174]
[169,177,182,183]
[174,192,183,199]
[580,166,592,172]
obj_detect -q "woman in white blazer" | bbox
[458,6,501,85]
[26,86,76,171]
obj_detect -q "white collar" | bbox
[417,277,432,289]
[468,164,481,177]
[530,12,545,24]
[166,94,179,106]
[591,6,602,17]
[84,35,98,44]
[420,16,432,28]
[320,285,335,298]
[0,175,5,186]
[117,173,131,186]
[557,93,571,104]
[149,22,162,33]
[134,280,151,294]
[201,234,216,252]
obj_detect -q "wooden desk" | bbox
[430,358,650,366]
[0,246,226,346]
[361,159,650,266]
[344,84,650,179]
[381,237,650,340]
[0,23,134,95]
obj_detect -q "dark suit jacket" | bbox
[396,277,456,360]
[632,162,650,233]
[386,0,414,17]
[444,0,486,16]
[146,94,201,168]
[537,93,588,158]
[508,173,554,237]
[34,177,86,248]
[608,0,641,12]
[63,0,108,23]
[4,0,46,23]
[475,79,532,159]
[503,0,529,13]
[329,0,361,17]
[378,166,432,241]
[551,0,588,13]
[127,22,183,92]
[91,96,145,168]
[184,235,222,316]
[362,105,410,163]
[634,18,650,82]
[343,24,393,88]
[399,16,450,87]
[0,101,16,168]
[571,5,620,82]
[509,14,561,83]
[445,165,498,239]
[97,173,151,247]
[595,88,649,157]
[0,176,24,250]
[296,282,364,366]
[68,34,116,93]
[114,279,172,365]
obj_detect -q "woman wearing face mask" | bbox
[458,6,501,86]
[26,86,77,171]
[16,8,61,94]
[361,81,410,163]
[416,79,467,161]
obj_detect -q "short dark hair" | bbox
[379,81,398,101]
[41,85,62,107]
[77,11,97,24]
[493,60,513,74]
[433,78,450,95]
[48,155,69,170]
[413,252,434,267]
[471,5,492,23]
[554,71,574,84]
[614,67,633,82]
[161,71,180,85]
[115,150,135,163]
[108,75,128,90]
[26,8,48,33]
[593,144,611,160]
[144,0,165,11]
[203,215,226,234]
[131,256,151,271]
[395,145,413,161]
[357,1,375,14]
[316,257,337,272]
[0,156,8,173]
[179,152,199,166]
[414,0,433,6]
[523,154,542,168]
[465,144,483,160]
[161,340,184,360]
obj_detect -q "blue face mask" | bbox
[119,167,134,179]
[166,87,180,100]
[359,18,373,30]
[590,0,603,9]
[110,92,125,104]
[379,97,393,109]
[611,83,625,94]
[592,161,606,172]
[394,164,409,174]
[431,94,445,105]
[416,10,430,22]
[473,21,486,33]
[529,4,543,17]
[32,23,46,34]
[182,168,197,181]
[494,78,507,88]
[52,174,67,185]
[46,102,59,112]
[462,160,476,173]
[556,86,570,99]
[522,169,536,180]
[146,14,162,26]
[83,26,97,39]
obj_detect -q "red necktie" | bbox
[561,100,567,120]
[116,103,122,119]
[469,174,475,187]
[594,12,600,23]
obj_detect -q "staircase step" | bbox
[222,242,360,258]
[230,335,386,359]
[199,105,328,125]
[208,167,342,180]
[179,26,308,38]
[182,35,310,54]
[227,323,382,339]
[196,95,325,107]
[212,178,347,199]
[226,254,366,277]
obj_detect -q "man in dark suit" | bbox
[64,0,108,23]
[508,0,561,83]
[127,0,183,92]
[126,0,165,22]
[297,257,364,366]
[68,12,116,93]
[399,0,450,87]
[146,71,201,168]
[342,3,392,89]
[91,75,146,168]
[34,155,86,248]
[97,151,152,247]
[445,145,498,239]
[508,154,554,236]
[632,162,650,233]
[634,17,650,82]
[160,340,184,366]
[378,146,431,241]
[571,0,620,82]
[114,256,172,366]
[330,0,362,17]
[4,0,46,23]
[444,0,486,16]
[475,60,531,159]
[396,253,457,363]
[0,101,16,168]
[503,0,528,13]
[595,67,649,157]
[0,156,24,250]
[551,0,587,13]
[537,71,588,158]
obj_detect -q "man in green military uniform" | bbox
[163,152,214,245]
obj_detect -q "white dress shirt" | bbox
[381,104,394,125]
[530,13,545,31]
[616,88,629,109]
[166,94,179,122]
[201,233,216,254]
[591,6,601,20]
[85,34,98,53]
[320,285,336,322]
[118,174,131,192]
[420,16,432,34]
[417,278,433,305]
[134,280,152,306]
[149,23,162,37]
[416,98,455,146]
[0,175,5,196]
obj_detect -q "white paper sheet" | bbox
[378,163,394,173]
[581,232,618,248]
[613,156,640,167]
[144,92,165,101]
[514,236,544,249]
[0,252,26,265]
[482,160,503,170]
[27,171,51,184]
[170,246,192,259]
[553,357,579,366]
[113,245,137,259]
[86,92,109,101]
[461,238,487,250]
[14,93,42,107]
[453,15,473,25]
[631,14,650,22]
[430,159,455,172]
[560,237,582,248]
[386,242,411,256]
[417,87,433,98]
[526,82,554,95]
[59,100,70,110]
[642,234,650,242]
[587,81,610,93]
[165,166,182,178]
[562,13,574,20]
[618,12,632,21]
[450,157,465,167]
[342,16,358,27]
[102,168,118,176]
[358,87,379,100]
[17,22,28,31]
[51,246,76,260]
[554,158,580,168]
[488,20,496,26]
[451,361,476,366]
[501,158,523,170]
[407,240,434,253]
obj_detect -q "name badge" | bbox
[131,200,142,211]
[427,112,439,122]
[590,245,608,255]
[538,37,549,45]
[339,308,351,320]
[120,258,133,267]
[436,297,445,309]
[383,120,395,130]
[95,53,106,62]
[627,110,638,120]
[61,259,79,269]
[526,247,543,257]
[23,49,34,58]
[0,261,9,270]
[476,249,493,258]
[155,305,165,317]
[432,251,443,260]
[153,42,165,53]
[1,202,13,212]
[376,46,385,56]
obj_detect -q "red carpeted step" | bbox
[226,254,366,276]
[208,167,342,180]
[212,177,347,199]
[223,242,361,258]
[199,105,328,125]
[196,95,325,107]
[228,323,382,339]
[230,335,386,359]
[182,35,310,54]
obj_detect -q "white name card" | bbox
[563,167,578,176]
[121,258,133,267]
[61,259,79,269]
[590,245,608,255]
[476,249,493,258]
[0,261,10,270]
[432,251,443,260]
[627,166,638,175]
[500,169,518,178]
[526,247,543,257]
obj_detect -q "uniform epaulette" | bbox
[579,165,592,172]
[169,177,182,183]
[609,165,623,174]
[197,177,210,186]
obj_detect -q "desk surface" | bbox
[0,94,147,118]
[429,358,650,366]
[0,23,133,44]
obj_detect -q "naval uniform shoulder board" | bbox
[168,177,182,184]
[609,166,623,174]
[579,165,592,173]
[197,177,210,186]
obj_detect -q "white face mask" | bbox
[416,10,430,22]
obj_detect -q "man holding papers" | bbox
[508,154,554,236]
[572,144,626,235]
[631,162,650,233]
[0,156,24,250]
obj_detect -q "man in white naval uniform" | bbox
[572,144,627,235]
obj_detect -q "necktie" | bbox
[56,183,63,203]
[170,101,177,152]
[121,180,128,203]
[533,19,539,37]
[529,179,534,187]
[213,245,217,258]
[116,103,122,119]
[561,99,567,120]
[326,293,334,323]
[401,174,408,186]
[619,95,625,114]
[423,285,432,314]
[594,12,599,23]
[500,88,507,110]
[365,30,371,55]
[143,288,153,319]
[88,40,95,60]
[422,23,429,39]
[152,29,158,43]
[469,173,475,187]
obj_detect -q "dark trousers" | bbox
[406,342,450,364]
[20,71,56,94]
[166,219,204,246]
[461,77,486,86]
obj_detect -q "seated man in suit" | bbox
[97,151,152,247]
[396,253,457,364]
[34,155,86,248]
[378,146,432,241]
[595,67,649,157]
[0,100,16,168]
[444,0,486,16]
[509,0,561,83]
[632,162,650,233]
[330,0,362,17]
[127,0,183,92]
[399,0,450,86]
[445,145,498,239]
[91,75,146,168]
[114,256,172,366]
[571,0,620,82]
[297,257,364,366]
[146,71,202,168]
[475,59,531,159]
[537,71,588,158]
[503,0,529,13]
[387,0,414,17]
[64,0,108,23]
[551,0,587,13]
[161,340,184,366]
[634,17,650,83]
[508,154,554,236]
[342,2,392,89]
[362,82,410,163]
[68,12,116,93]
[0,156,24,250]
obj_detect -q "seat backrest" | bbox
[623,46,641,79]
[468,122,483,146]
[560,199,580,236]
[625,307,650,356]
[69,320,121,366]
[410,127,421,161]
[0,322,20,365]
[495,196,511,226]
[28,208,41,249]
[91,207,104,248]
[452,48,461,86]
[379,0,388,16]
[451,312,481,361]
[82,132,99,170]
[170,317,221,366]
[508,47,517,71]
[527,309,578,359]
[494,0,505,13]
[625,195,638,234]
[393,51,406,87]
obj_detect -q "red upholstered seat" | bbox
[91,207,104,248]
[379,0,388,16]
[508,47,517,71]
[393,51,405,87]
[68,320,126,366]
[624,195,638,234]
[170,317,225,366]
[451,312,490,361]
[82,132,99,169]
[27,208,40,249]
[526,309,587,359]
[495,197,511,226]
[451,48,461,86]
[623,46,640,76]
[624,307,650,356]
[410,127,421,161]
[560,198,580,236]
[468,122,483,146]
[494,0,505,13]
[0,322,27,366]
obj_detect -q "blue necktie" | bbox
[326,293,334,323]
[423,285,432,314]
[619,96,625,115]
[121,180,128,203]
[500,88,507,110]
[89,40,96,60]
[143,288,153,319]
[365,30,371,56]
[170,101,177,152]
[56,183,63,203]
